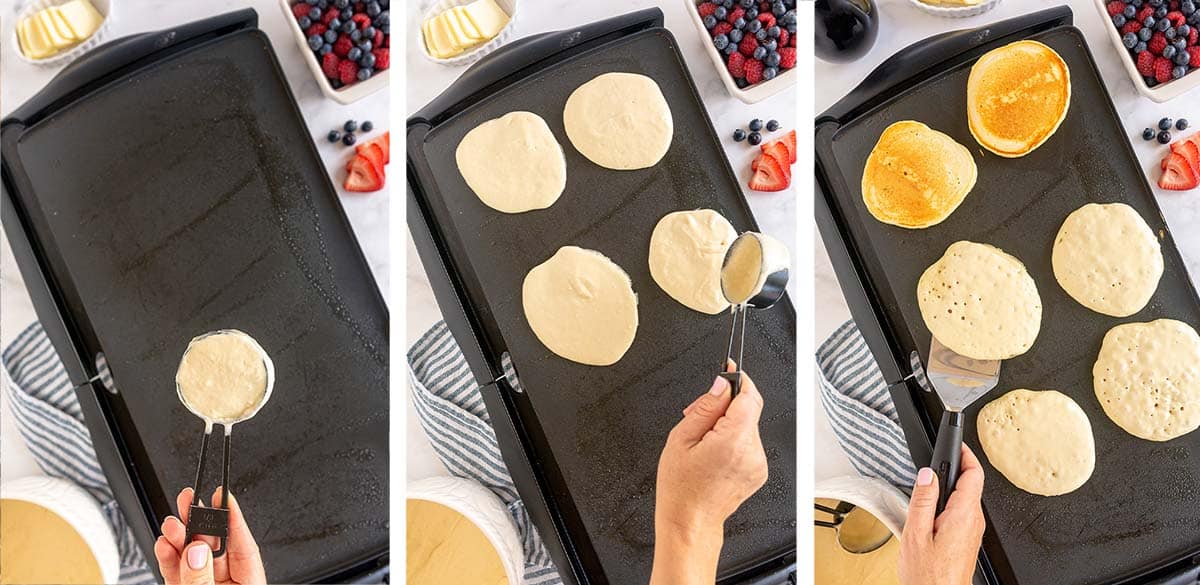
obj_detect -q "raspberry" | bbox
[778,30,789,47]
[1190,46,1200,67]
[1137,50,1157,75]
[1138,6,1155,21]
[1189,27,1198,46]
[334,35,353,57]
[1168,11,1187,26]
[1123,20,1143,35]
[727,51,747,77]
[1155,56,1174,83]
[745,59,764,85]
[372,48,390,70]
[292,3,311,19]
[727,7,744,23]
[757,13,776,28]
[374,29,385,46]
[306,23,328,37]
[338,59,359,85]
[1150,32,1168,55]
[779,47,796,69]
[698,2,718,17]
[1107,0,1125,15]
[351,14,372,29]
[322,8,338,24]
[714,21,733,35]
[321,53,340,79]
[739,35,758,56]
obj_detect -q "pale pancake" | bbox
[563,72,672,170]
[978,389,1095,496]
[648,210,737,314]
[456,111,566,213]
[917,241,1041,360]
[522,246,638,366]
[1052,203,1162,317]
[861,121,977,229]
[967,40,1071,157]
[1094,320,1200,441]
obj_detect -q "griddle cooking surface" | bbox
[821,27,1200,585]
[416,29,795,582]
[13,31,387,582]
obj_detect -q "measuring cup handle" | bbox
[931,410,963,514]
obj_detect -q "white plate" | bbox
[417,0,517,67]
[681,0,797,104]
[1091,0,1200,102]
[906,0,1002,19]
[12,0,113,68]
[277,0,389,105]
[1,476,121,584]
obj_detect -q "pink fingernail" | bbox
[708,376,729,397]
[187,543,209,570]
[917,467,934,486]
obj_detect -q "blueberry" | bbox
[345,120,359,133]
[367,2,382,17]
[341,8,353,20]
[765,51,781,67]
[713,34,729,50]
[766,119,780,132]
[749,118,763,131]
[328,130,341,142]
[1143,127,1157,140]
[787,23,796,33]
[1140,27,1153,41]
[753,46,767,60]
[348,47,362,60]
[1157,17,1171,30]
[1150,0,1163,6]
[1179,24,1192,36]
[1135,41,1148,53]
[729,29,743,42]
[1124,4,1137,17]
[1174,65,1188,78]
[305,0,318,5]
[733,128,747,142]
[1159,130,1173,143]
[745,7,758,19]
[1164,44,1177,58]
[364,26,376,38]
[1176,50,1192,65]
[773,1,786,16]
[735,77,749,88]
[715,6,728,19]
[1178,118,1191,130]
[341,20,355,33]
[360,53,376,68]
[734,16,747,29]
[343,133,357,146]
[1165,27,1177,40]
[1147,75,1160,87]
[740,0,754,7]
[362,121,374,132]
[768,25,780,38]
[1114,14,1127,27]
[1185,1,1197,13]
[360,40,373,52]
[1144,15,1156,28]
[375,10,389,27]
[704,15,718,29]
[747,131,762,145]
[723,43,738,55]
[309,7,321,20]
[763,66,778,80]
[307,34,324,50]
[324,29,338,43]
[298,16,312,28]
[351,29,363,41]
[358,67,374,81]
[747,19,762,33]
[1157,6,1169,17]
[1124,32,1139,48]
[763,39,777,51]
[755,28,768,41]
[320,43,333,55]
[334,0,349,7]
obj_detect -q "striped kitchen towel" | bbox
[408,321,562,585]
[2,322,155,585]
[816,320,918,488]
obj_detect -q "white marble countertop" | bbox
[405,0,797,481]
[814,0,1200,481]
[0,0,390,482]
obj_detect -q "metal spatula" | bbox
[926,336,1000,513]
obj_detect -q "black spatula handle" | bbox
[930,410,964,514]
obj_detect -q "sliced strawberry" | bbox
[1170,134,1200,175]
[357,132,390,164]
[761,130,796,164]
[748,153,789,192]
[1160,152,1200,190]
[356,142,386,175]
[345,154,385,192]
[761,142,791,180]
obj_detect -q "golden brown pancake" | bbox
[861,121,977,229]
[967,40,1071,157]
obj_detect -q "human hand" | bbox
[154,487,266,585]
[898,444,987,585]
[650,362,768,585]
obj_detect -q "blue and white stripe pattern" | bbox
[408,321,562,585]
[2,322,155,585]
[816,320,917,488]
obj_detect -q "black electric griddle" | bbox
[816,7,1200,585]
[1,11,389,583]
[407,9,796,585]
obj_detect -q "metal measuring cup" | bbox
[718,232,790,395]
[175,329,274,557]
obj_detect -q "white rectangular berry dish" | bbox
[1092,0,1200,102]
[683,0,796,104]
[278,0,389,105]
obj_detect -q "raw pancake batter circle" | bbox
[977,389,1095,496]
[1052,203,1162,317]
[563,72,673,170]
[917,241,1042,360]
[1094,319,1200,442]
[522,246,638,366]
[861,120,977,229]
[176,330,273,424]
[455,111,566,213]
[648,209,737,314]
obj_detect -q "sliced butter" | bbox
[16,17,33,57]
[431,15,464,57]
[439,10,477,50]
[58,0,105,40]
[37,10,75,50]
[49,7,81,42]
[463,0,510,39]
[21,17,58,59]
[452,7,485,41]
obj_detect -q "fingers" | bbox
[903,467,938,545]
[722,370,764,428]
[176,488,195,524]
[154,537,182,585]
[670,375,734,444]
[682,361,740,417]
[161,515,187,553]
[221,489,267,584]
[945,444,985,515]
[179,542,215,585]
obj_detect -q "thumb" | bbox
[180,542,214,585]
[903,467,938,544]
[670,375,733,443]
